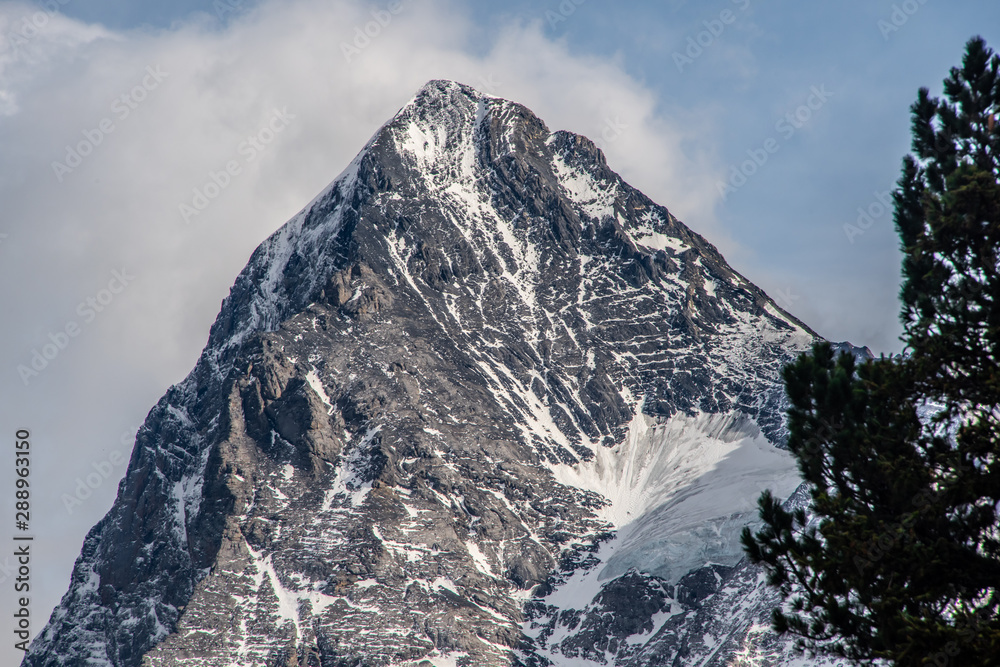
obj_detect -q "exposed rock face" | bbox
[26,80,845,666]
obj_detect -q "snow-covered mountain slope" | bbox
[26,80,843,667]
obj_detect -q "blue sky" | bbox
[1,0,999,660]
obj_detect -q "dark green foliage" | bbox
[742,37,1000,666]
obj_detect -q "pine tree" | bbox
[741,36,1000,666]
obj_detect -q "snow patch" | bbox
[306,369,335,415]
[465,540,495,577]
[551,153,618,221]
[550,408,802,583]
[322,426,380,510]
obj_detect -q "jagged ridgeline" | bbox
[27,81,848,666]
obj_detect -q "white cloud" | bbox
[0,0,728,656]
[0,1,114,115]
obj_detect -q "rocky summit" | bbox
[26,80,849,666]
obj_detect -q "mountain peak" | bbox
[403,78,507,111]
[393,78,498,135]
[27,82,828,667]
[408,77,478,101]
